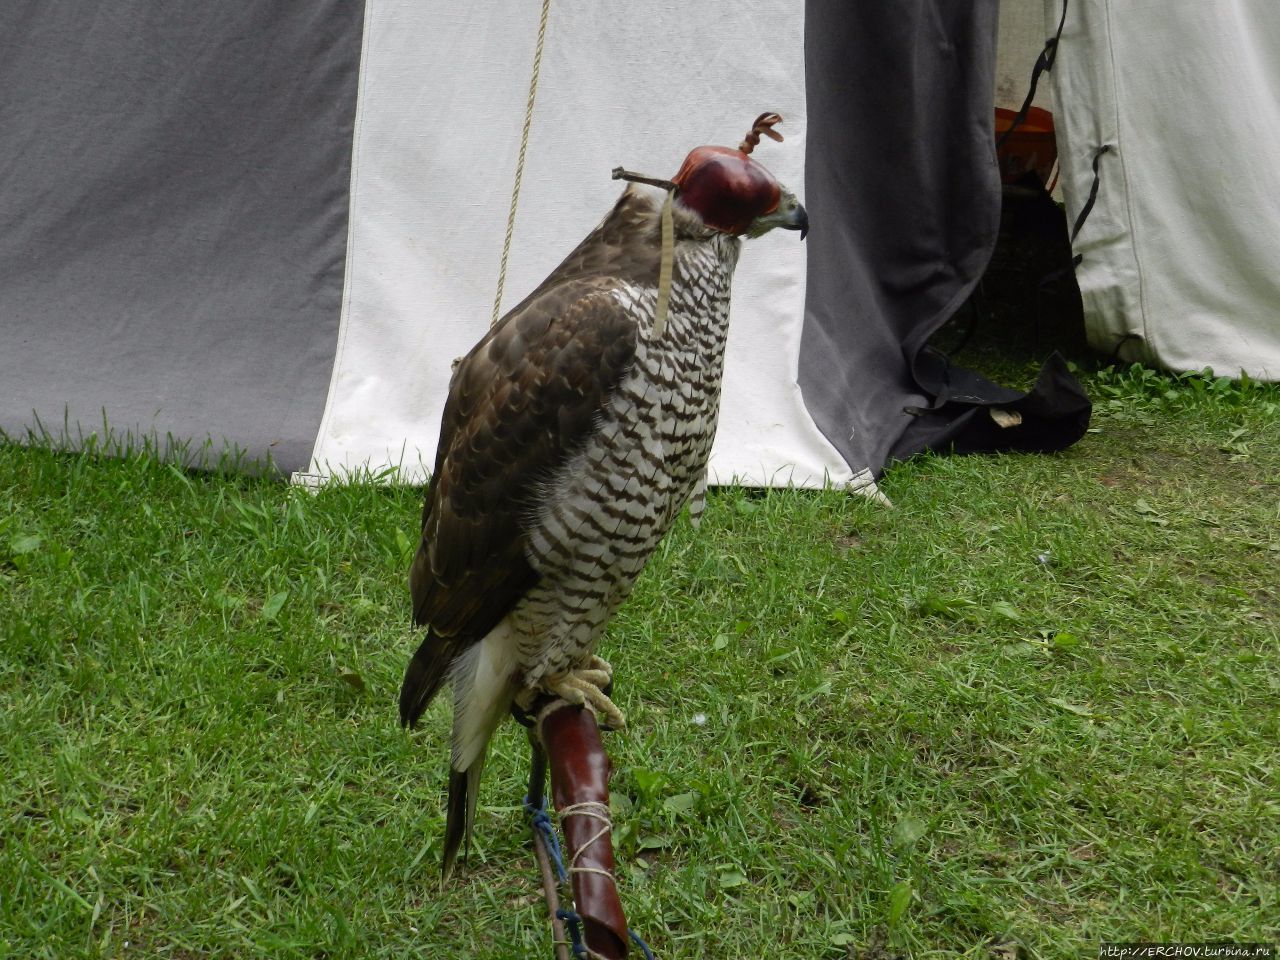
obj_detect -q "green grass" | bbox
[1,365,1277,959]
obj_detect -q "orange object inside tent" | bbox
[995,106,1058,190]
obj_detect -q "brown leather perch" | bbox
[526,700,629,959]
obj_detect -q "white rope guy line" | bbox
[492,0,552,327]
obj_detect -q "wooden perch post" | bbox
[525,700,630,959]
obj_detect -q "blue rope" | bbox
[524,795,568,883]
[556,909,589,958]
[629,928,657,959]
[530,797,657,958]
[554,909,657,959]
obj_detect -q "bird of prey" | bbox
[400,114,808,880]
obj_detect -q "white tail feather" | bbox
[449,620,519,773]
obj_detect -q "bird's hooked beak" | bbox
[745,188,809,240]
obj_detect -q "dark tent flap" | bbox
[801,0,1090,479]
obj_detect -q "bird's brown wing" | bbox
[400,279,639,725]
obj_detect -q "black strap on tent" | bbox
[1057,142,1113,271]
[1070,144,1110,245]
[1069,147,1142,364]
[997,0,1070,150]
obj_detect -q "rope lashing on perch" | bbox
[559,801,615,883]
[518,693,657,958]
[530,785,657,958]
[557,910,657,960]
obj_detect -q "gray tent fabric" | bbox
[802,0,1089,473]
[0,0,363,472]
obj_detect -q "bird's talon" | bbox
[544,658,625,730]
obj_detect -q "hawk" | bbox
[401,114,808,879]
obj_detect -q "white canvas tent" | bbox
[309,2,848,489]
[6,1,1270,488]
[1042,0,1280,378]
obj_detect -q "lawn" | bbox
[1,363,1277,959]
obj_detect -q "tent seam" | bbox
[303,0,377,480]
[1100,0,1153,362]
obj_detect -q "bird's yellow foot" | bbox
[544,655,625,730]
